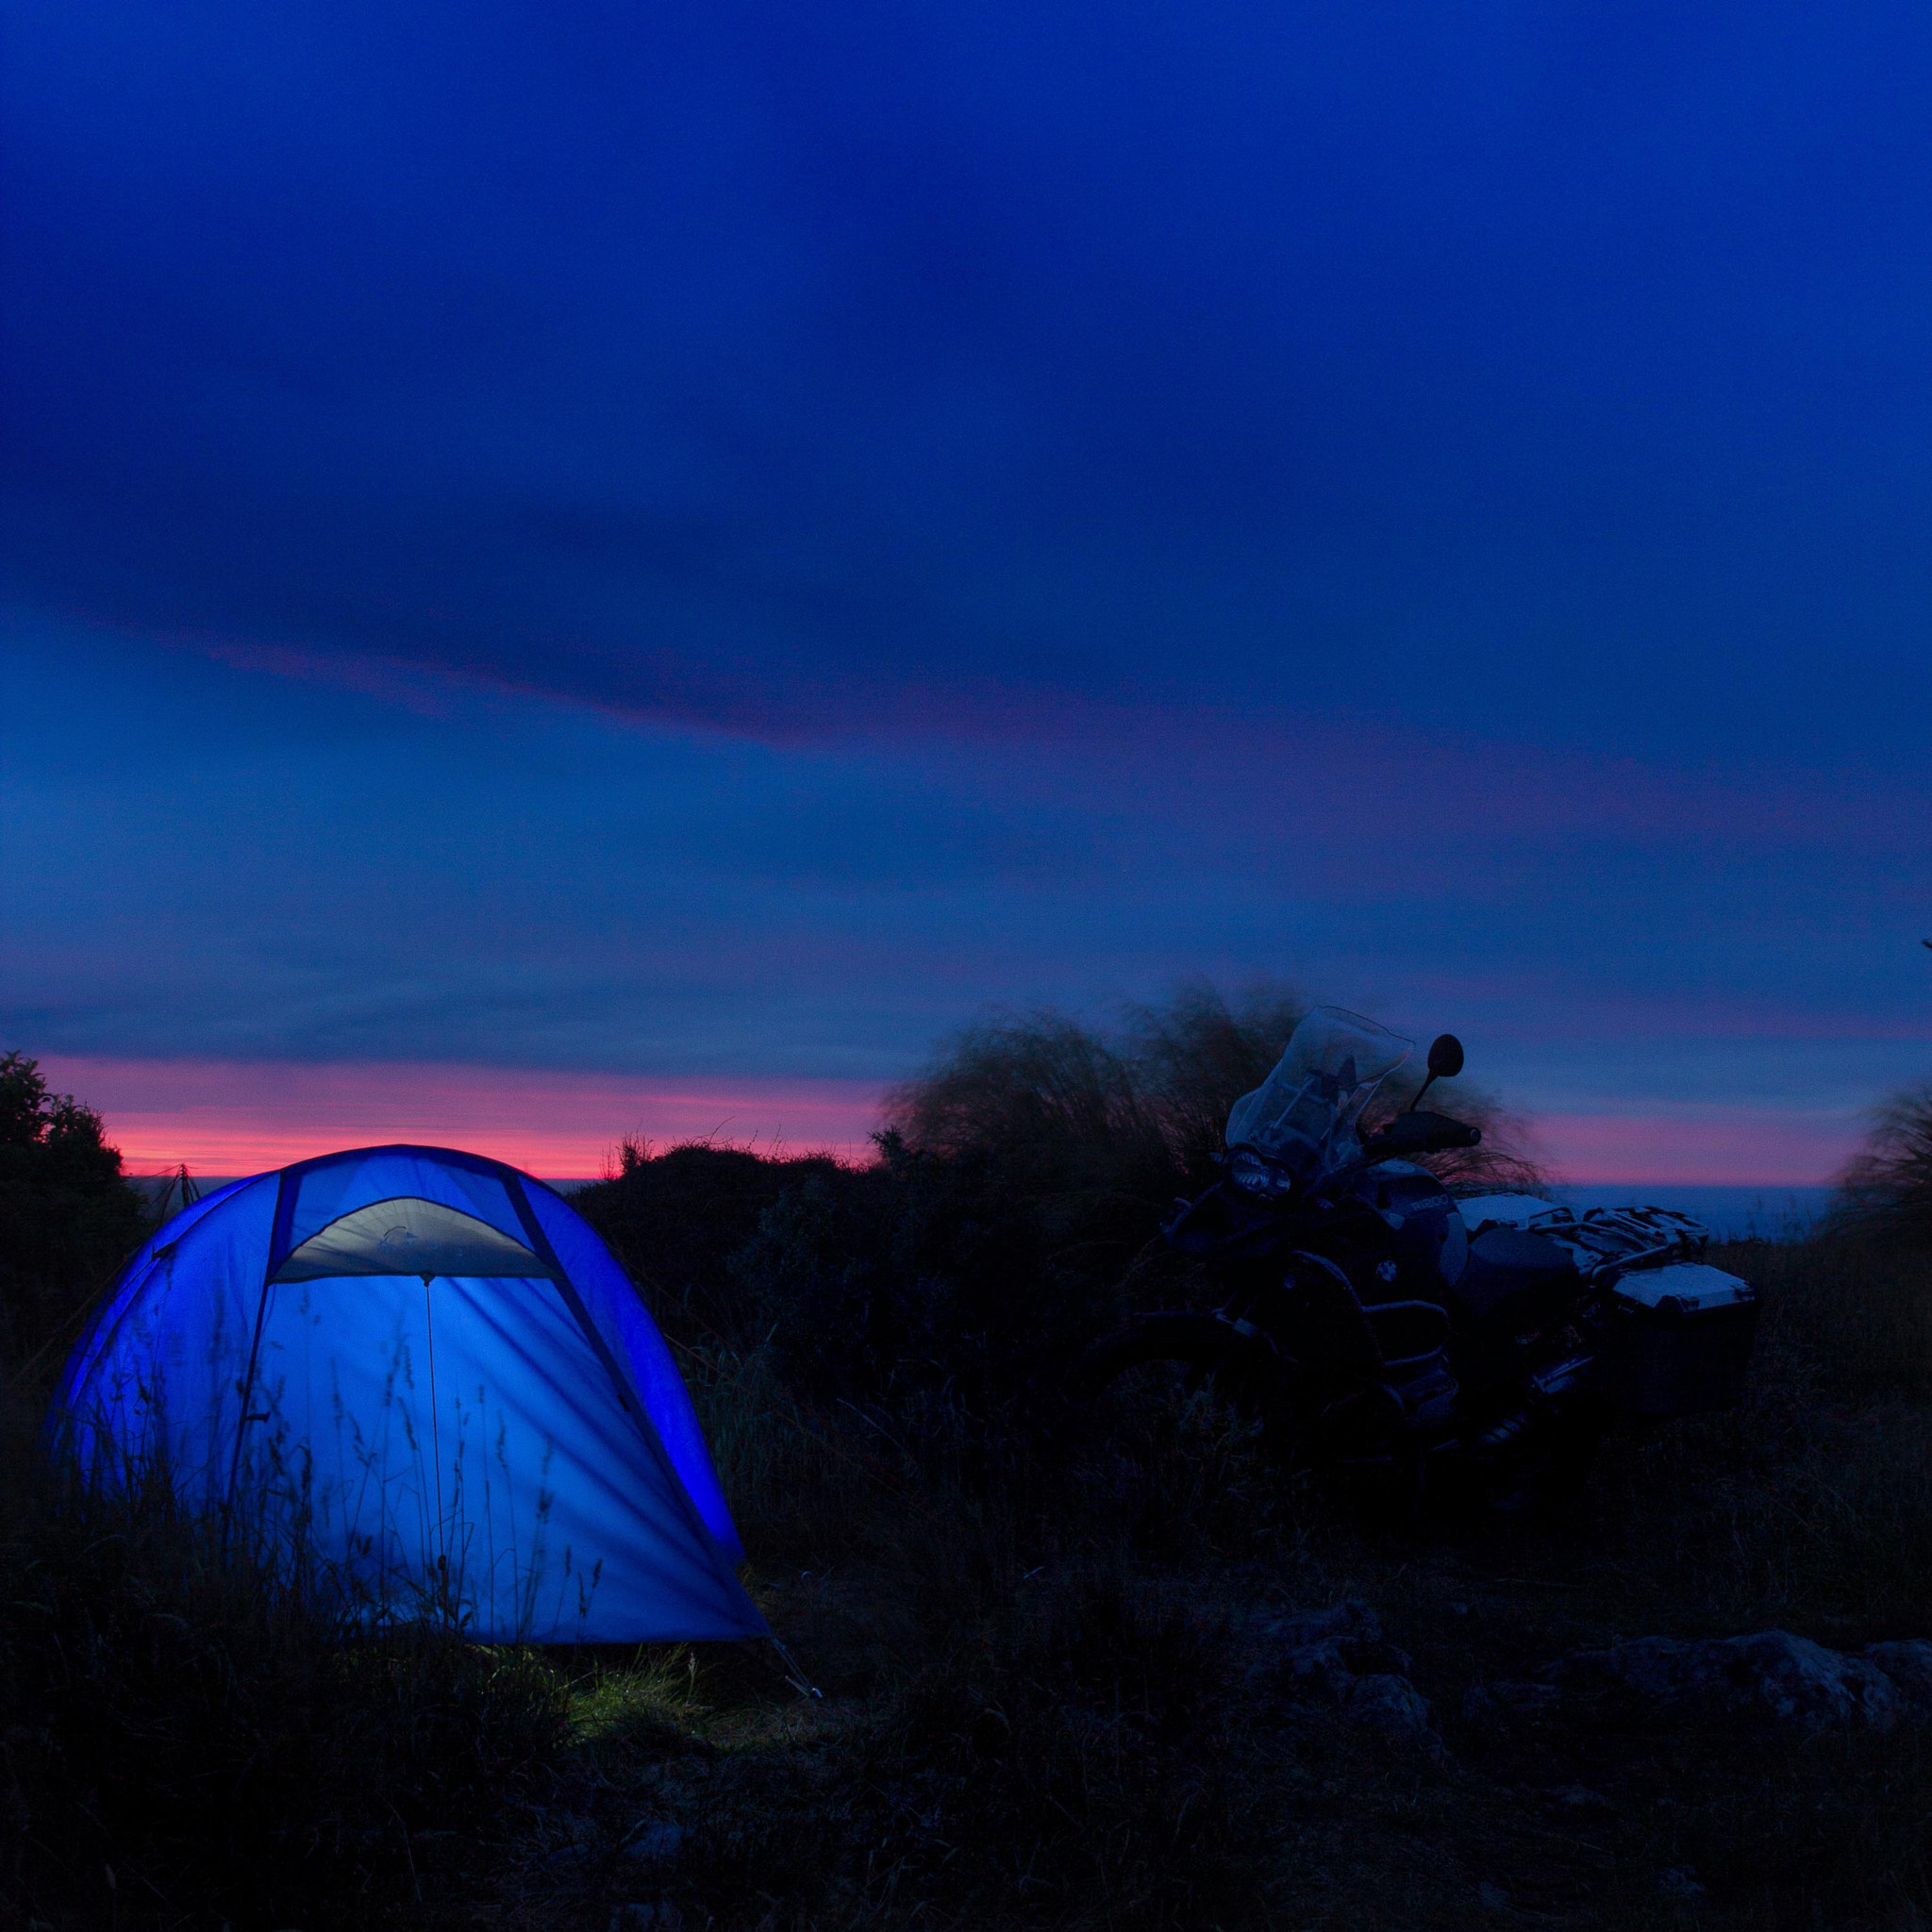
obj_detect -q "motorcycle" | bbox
[1077,1008,1759,1515]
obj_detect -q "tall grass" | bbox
[665,1563,1274,1932]
[0,1456,571,1928]
[1587,1232,1932,1633]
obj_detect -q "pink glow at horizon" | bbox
[42,1057,888,1176]
[1531,1109,1863,1187]
[42,1055,1862,1189]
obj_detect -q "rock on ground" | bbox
[1473,1629,1932,1734]
[1863,1639,1932,1716]
[624,1820,689,1865]
[610,1906,684,1932]
[1550,1630,1903,1730]
[1254,1599,1444,1759]
[1257,1606,1932,1749]
[1257,1598,1415,1701]
[1346,1672,1448,1763]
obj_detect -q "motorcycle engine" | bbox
[1347,1159,1469,1292]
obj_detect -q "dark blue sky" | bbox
[4,0,1928,1176]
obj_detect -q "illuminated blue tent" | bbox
[50,1145,766,1645]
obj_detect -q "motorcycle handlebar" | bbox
[1360,1111,1482,1157]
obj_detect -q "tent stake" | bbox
[767,1636,822,1700]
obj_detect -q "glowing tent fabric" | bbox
[49,1145,765,1645]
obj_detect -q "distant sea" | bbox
[1553,1184,1836,1241]
[132,1174,1838,1242]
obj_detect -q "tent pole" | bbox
[222,1267,279,1556]
[423,1274,449,1622]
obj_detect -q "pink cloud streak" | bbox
[42,1057,888,1178]
[1533,1108,1864,1187]
[176,631,1928,857]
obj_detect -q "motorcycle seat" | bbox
[1452,1226,1578,1326]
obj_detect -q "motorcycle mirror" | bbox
[1407,1032,1466,1111]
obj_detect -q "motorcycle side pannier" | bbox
[1603,1262,1758,1416]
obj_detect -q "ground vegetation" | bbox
[3,1014,1931,1928]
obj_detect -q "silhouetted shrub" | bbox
[580,1135,1122,1425]
[576,1141,852,1349]
[1124,982,1308,1184]
[0,1052,146,1369]
[1837,1083,1932,1248]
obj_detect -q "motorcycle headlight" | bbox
[1229,1147,1295,1200]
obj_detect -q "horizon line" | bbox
[36,1053,1865,1191]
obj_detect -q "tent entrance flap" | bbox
[270,1195,555,1283]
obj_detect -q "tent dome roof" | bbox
[51,1144,764,1645]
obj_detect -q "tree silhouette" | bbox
[0,1054,146,1365]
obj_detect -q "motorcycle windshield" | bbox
[1226,1007,1413,1183]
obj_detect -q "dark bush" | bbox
[579,1138,1113,1422]
[0,1052,147,1370]
[1837,1083,1932,1248]
[729,1138,1096,1407]
[578,1140,852,1348]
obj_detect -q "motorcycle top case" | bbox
[1603,1260,1758,1417]
[1455,1193,1571,1237]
